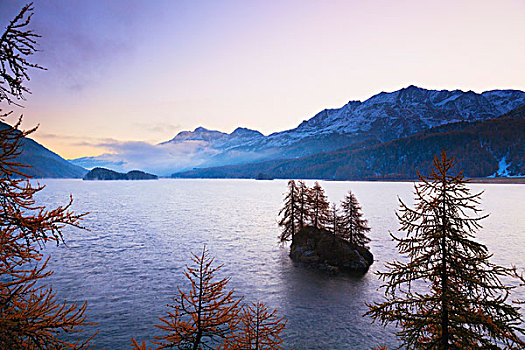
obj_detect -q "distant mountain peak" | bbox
[193,126,210,132]
[403,84,424,91]
[231,127,263,136]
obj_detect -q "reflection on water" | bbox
[35,179,525,349]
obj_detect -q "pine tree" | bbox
[0,4,94,348]
[221,302,288,350]
[339,190,370,247]
[308,181,330,230]
[154,247,241,350]
[278,180,299,244]
[366,151,525,349]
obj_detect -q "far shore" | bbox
[468,177,525,184]
[167,176,525,184]
[38,176,525,184]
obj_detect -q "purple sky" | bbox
[1,0,524,158]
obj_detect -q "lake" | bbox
[35,179,525,349]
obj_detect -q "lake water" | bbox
[34,179,525,349]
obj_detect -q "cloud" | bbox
[71,139,223,176]
[36,133,120,144]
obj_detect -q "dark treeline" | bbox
[278,180,371,248]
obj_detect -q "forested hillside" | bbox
[173,106,525,180]
[0,121,87,178]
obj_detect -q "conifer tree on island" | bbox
[330,202,341,237]
[0,4,94,348]
[366,151,525,349]
[153,247,241,350]
[339,190,371,247]
[308,181,330,230]
[296,180,310,230]
[278,180,299,244]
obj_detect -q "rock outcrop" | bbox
[289,226,373,274]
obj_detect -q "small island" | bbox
[279,180,374,274]
[290,226,373,274]
[83,167,158,181]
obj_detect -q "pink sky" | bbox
[2,0,524,159]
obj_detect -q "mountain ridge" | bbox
[67,85,525,176]
[172,105,525,180]
[0,121,87,178]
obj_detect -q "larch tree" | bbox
[221,301,288,350]
[296,180,311,230]
[154,247,241,350]
[366,151,525,349]
[278,180,299,244]
[308,181,330,230]
[0,4,94,349]
[329,202,341,238]
[339,190,370,247]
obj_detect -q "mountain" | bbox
[172,106,525,180]
[0,121,87,178]
[161,126,265,147]
[71,86,525,176]
[259,86,525,147]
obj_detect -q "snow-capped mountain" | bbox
[261,86,525,147]
[70,86,525,176]
[161,126,264,150]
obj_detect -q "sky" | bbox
[1,0,524,159]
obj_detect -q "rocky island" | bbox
[290,226,373,274]
[279,180,374,275]
[83,167,158,180]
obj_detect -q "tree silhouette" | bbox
[278,180,299,244]
[154,247,241,350]
[366,151,525,349]
[296,180,311,230]
[308,181,330,230]
[329,202,341,237]
[339,190,370,247]
[221,301,288,350]
[0,4,94,349]
[0,3,44,104]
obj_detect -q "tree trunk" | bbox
[291,185,295,244]
[194,251,205,350]
[440,176,449,350]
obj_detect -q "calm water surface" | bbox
[35,179,525,349]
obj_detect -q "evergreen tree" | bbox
[221,302,288,350]
[330,202,341,237]
[339,190,370,247]
[308,181,330,230]
[0,5,94,348]
[366,151,525,349]
[296,180,311,230]
[154,247,241,350]
[278,180,299,244]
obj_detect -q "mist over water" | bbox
[35,179,525,349]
